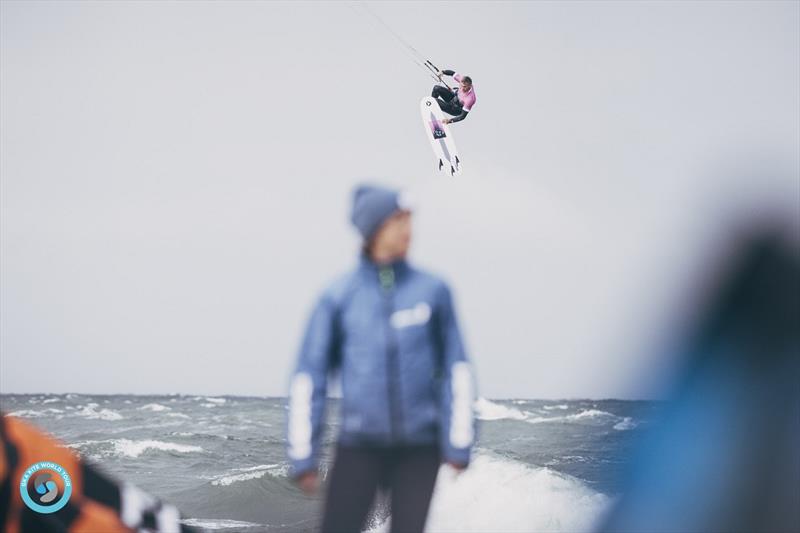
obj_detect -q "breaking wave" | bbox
[474,398,527,421]
[210,464,287,486]
[73,403,124,421]
[139,403,171,412]
[369,454,611,532]
[68,438,204,458]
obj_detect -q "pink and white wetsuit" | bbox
[452,73,477,112]
[431,69,476,123]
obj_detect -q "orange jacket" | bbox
[0,414,196,533]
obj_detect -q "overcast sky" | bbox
[2,1,798,399]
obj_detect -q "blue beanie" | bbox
[350,184,402,241]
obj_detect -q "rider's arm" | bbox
[448,110,469,123]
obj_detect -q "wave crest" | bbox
[474,398,527,421]
[369,454,611,532]
[68,438,203,458]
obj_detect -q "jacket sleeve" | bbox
[286,294,340,477]
[449,110,469,123]
[436,283,476,466]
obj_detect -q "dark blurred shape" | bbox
[0,414,198,533]
[600,222,800,533]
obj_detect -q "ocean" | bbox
[1,394,659,532]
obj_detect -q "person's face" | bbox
[372,210,412,258]
[461,80,471,92]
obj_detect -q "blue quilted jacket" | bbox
[286,255,476,476]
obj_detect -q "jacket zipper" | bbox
[379,266,403,444]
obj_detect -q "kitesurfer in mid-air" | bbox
[432,69,476,124]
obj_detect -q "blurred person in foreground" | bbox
[601,219,800,533]
[285,184,476,533]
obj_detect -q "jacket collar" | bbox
[358,252,410,278]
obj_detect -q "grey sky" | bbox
[2,1,798,399]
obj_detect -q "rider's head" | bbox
[461,76,473,91]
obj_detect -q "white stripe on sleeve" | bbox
[449,362,475,449]
[288,372,314,460]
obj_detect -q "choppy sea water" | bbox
[0,394,659,532]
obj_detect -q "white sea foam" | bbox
[42,398,60,404]
[113,439,203,458]
[545,455,590,467]
[170,431,228,439]
[527,409,619,425]
[475,401,627,427]
[526,415,565,424]
[8,408,64,418]
[203,397,227,404]
[73,403,124,421]
[474,398,527,421]
[211,471,269,486]
[370,454,610,532]
[65,440,94,450]
[613,417,637,431]
[9,409,39,418]
[234,464,282,472]
[569,409,615,420]
[210,464,283,486]
[138,403,170,412]
[166,412,191,419]
[181,519,261,530]
[68,439,203,458]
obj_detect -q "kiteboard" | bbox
[420,96,462,176]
